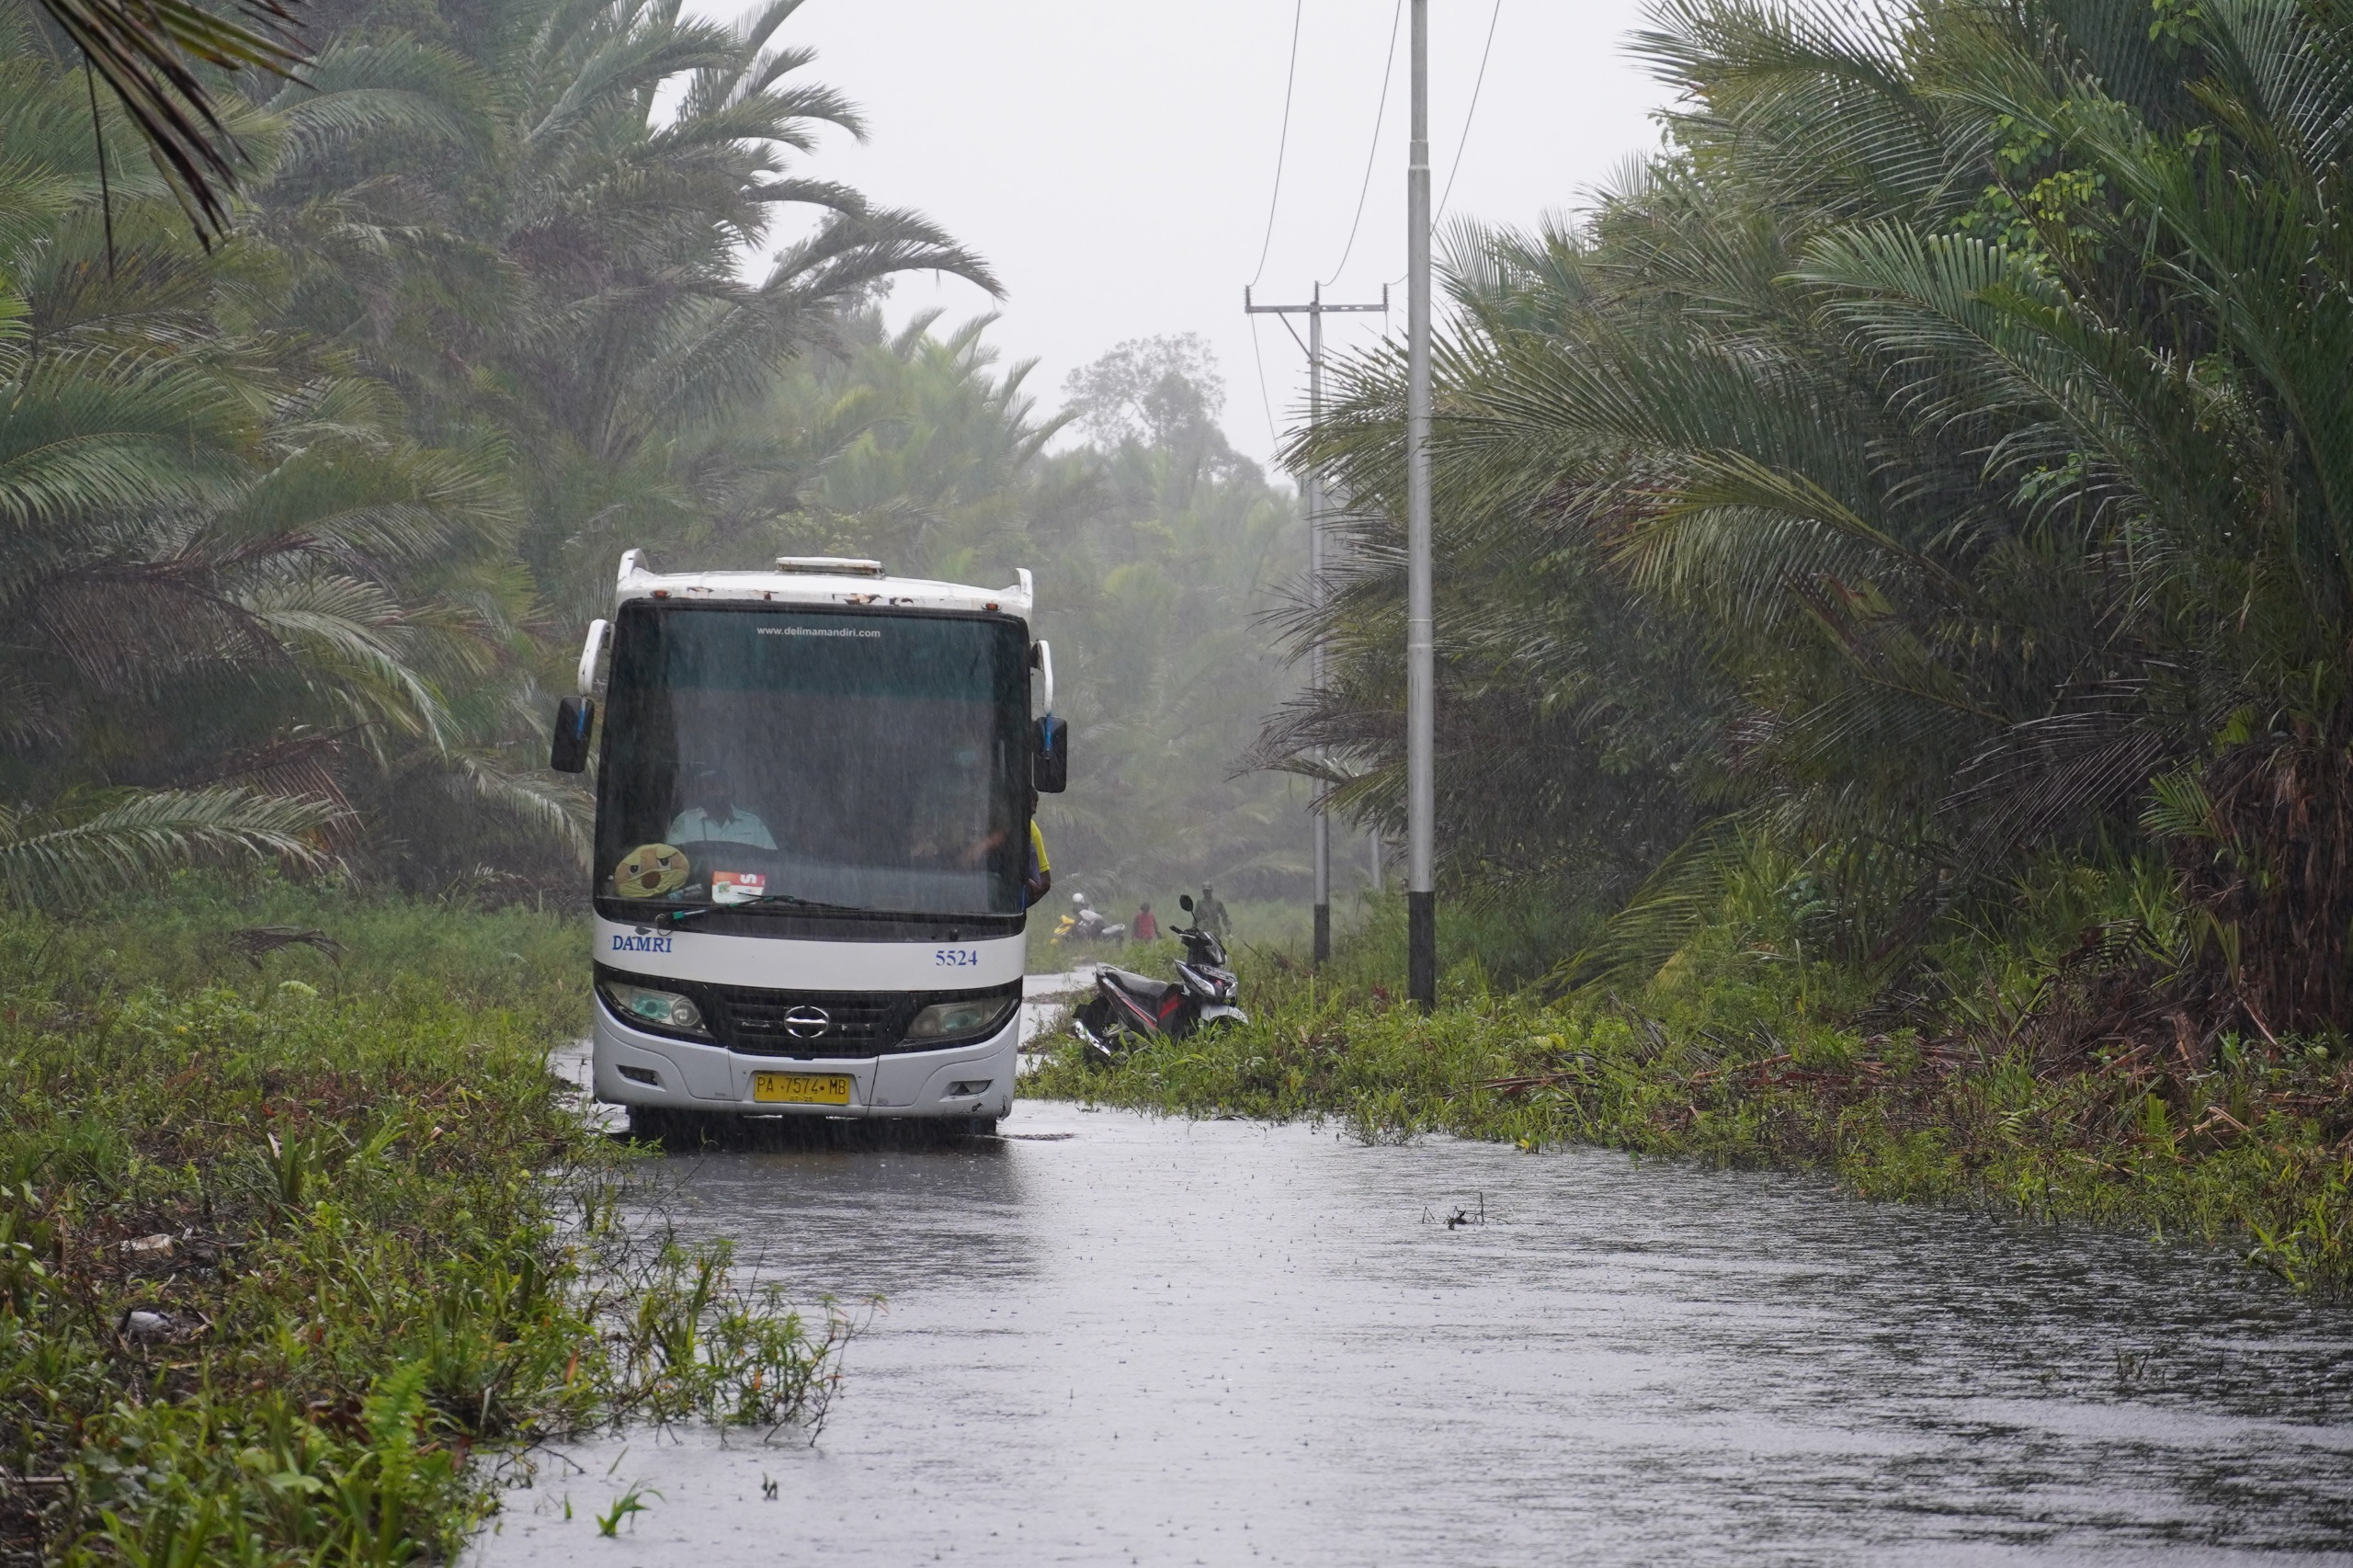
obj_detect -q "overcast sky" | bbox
[743,0,1675,469]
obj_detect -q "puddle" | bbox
[476,1100,2353,1564]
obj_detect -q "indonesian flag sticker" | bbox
[712,870,767,905]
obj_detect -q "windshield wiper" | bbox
[663,892,871,924]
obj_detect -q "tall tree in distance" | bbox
[1039,336,1307,904]
[650,313,1313,909]
[239,0,999,619]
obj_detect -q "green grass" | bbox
[0,873,847,1564]
[1026,934,2353,1296]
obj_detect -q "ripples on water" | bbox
[475,1087,2353,1566]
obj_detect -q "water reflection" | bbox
[651,1129,1035,1300]
[475,1102,2353,1566]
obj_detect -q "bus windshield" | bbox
[594,602,1030,918]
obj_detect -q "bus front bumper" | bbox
[590,1006,1019,1122]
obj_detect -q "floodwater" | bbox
[477,985,2353,1566]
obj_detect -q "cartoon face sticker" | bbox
[615,843,689,898]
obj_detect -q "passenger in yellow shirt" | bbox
[1024,801,1051,908]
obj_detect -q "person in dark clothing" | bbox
[1132,903,1160,942]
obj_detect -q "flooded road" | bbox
[483,1026,2353,1564]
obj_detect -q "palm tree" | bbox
[236,0,998,619]
[17,0,305,245]
[0,25,576,900]
[1282,0,2353,1036]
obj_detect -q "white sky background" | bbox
[733,0,1676,470]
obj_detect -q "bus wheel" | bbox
[943,1116,999,1137]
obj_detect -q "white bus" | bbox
[550,551,1066,1138]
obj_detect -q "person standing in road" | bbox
[1195,885,1230,938]
[1132,903,1159,943]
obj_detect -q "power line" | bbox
[1322,0,1404,287]
[1383,0,1505,294]
[1248,312,1281,449]
[1249,0,1307,289]
[1437,0,1504,221]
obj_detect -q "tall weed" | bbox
[0,884,842,1562]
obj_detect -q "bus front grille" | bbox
[595,964,1018,1057]
[707,987,915,1057]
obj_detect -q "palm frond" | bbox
[31,0,308,244]
[0,785,334,906]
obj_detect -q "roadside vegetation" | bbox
[0,878,838,1563]
[1102,0,2353,1279]
[1029,876,2353,1296]
[1284,0,2353,1051]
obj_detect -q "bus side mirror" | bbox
[551,695,595,773]
[1033,714,1068,793]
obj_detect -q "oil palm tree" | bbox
[17,0,305,246]
[0,26,568,901]
[1284,0,2353,1034]
[234,0,998,617]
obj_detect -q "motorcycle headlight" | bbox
[600,977,708,1037]
[904,995,1017,1043]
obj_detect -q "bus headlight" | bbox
[599,978,708,1037]
[904,996,1016,1043]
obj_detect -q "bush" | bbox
[1026,909,2353,1295]
[0,880,847,1563]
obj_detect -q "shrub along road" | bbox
[0,880,841,1564]
[1028,948,2353,1299]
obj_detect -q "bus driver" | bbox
[909,744,1005,869]
[668,765,777,849]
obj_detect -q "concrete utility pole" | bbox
[1404,0,1437,1009]
[1245,281,1386,967]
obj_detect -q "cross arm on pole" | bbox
[1243,284,1389,317]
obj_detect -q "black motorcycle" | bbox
[1069,893,1245,1059]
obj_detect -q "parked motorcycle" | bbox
[1051,891,1126,946]
[1070,893,1245,1059]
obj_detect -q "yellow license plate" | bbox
[752,1072,853,1106]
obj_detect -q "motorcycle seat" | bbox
[1099,966,1179,1009]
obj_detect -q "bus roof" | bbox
[613,550,1033,622]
